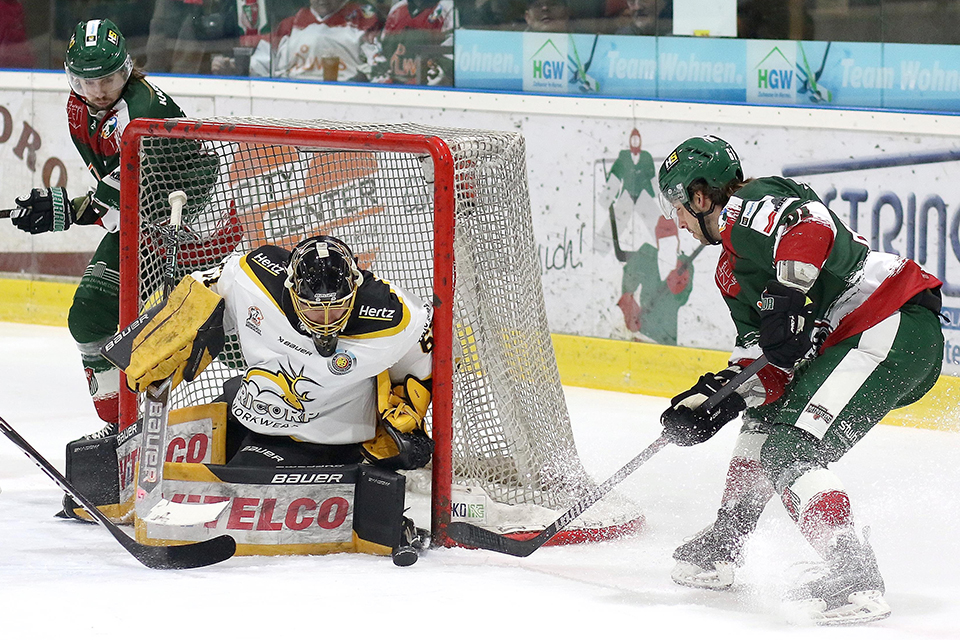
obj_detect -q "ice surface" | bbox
[1,322,958,638]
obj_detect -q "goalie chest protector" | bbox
[208,246,431,445]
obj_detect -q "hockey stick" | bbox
[447,436,669,556]
[0,208,13,219]
[0,415,236,569]
[694,354,767,414]
[133,190,230,527]
[447,355,769,556]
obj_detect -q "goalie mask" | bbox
[65,19,133,111]
[285,235,363,357]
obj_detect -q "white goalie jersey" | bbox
[196,245,433,445]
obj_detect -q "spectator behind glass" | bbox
[609,0,671,35]
[457,0,527,30]
[0,0,33,68]
[147,0,237,73]
[148,0,308,74]
[246,0,382,81]
[524,0,570,32]
[370,0,455,86]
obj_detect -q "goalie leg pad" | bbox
[353,465,406,556]
[59,430,121,521]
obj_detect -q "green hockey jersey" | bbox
[67,77,185,232]
[717,176,940,370]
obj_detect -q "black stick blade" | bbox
[118,534,237,570]
[446,522,541,557]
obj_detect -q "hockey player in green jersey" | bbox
[9,19,186,519]
[656,135,944,625]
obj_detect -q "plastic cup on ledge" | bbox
[321,56,340,82]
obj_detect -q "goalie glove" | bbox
[361,426,434,471]
[378,372,432,433]
[101,275,225,393]
[11,187,86,234]
[660,367,747,447]
[361,372,434,470]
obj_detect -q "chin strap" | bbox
[683,202,722,245]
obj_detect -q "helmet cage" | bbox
[285,237,363,338]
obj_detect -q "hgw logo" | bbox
[748,41,797,103]
[524,34,568,92]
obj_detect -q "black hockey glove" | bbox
[660,368,747,447]
[757,280,814,369]
[12,187,77,234]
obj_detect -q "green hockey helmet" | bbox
[657,135,742,216]
[64,19,133,102]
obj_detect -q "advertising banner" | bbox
[454,31,960,112]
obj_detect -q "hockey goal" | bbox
[118,117,644,546]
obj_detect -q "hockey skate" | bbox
[783,530,891,626]
[392,517,430,567]
[671,518,745,590]
[79,422,119,441]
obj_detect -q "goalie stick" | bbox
[447,355,769,556]
[130,190,230,527]
[0,415,236,569]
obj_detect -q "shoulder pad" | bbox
[344,274,408,337]
[240,246,292,307]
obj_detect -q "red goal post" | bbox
[118,117,644,548]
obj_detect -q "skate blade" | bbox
[783,590,891,626]
[671,560,736,591]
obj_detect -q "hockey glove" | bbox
[362,425,435,471]
[362,372,434,470]
[758,280,814,369]
[660,368,747,447]
[377,372,432,434]
[12,187,81,234]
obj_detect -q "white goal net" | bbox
[119,117,644,545]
